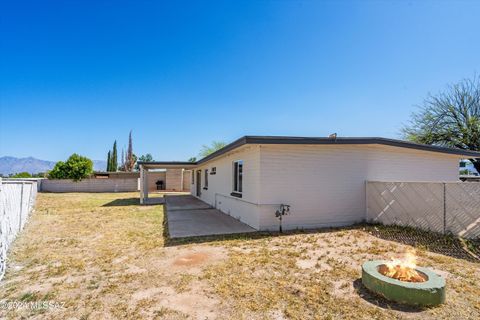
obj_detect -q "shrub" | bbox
[48,154,93,181]
[10,172,32,178]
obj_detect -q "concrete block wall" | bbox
[147,172,166,191]
[41,178,138,193]
[41,170,189,193]
[182,170,191,192]
[99,172,140,179]
[166,169,183,191]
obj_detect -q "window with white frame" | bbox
[232,160,243,193]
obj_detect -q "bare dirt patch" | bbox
[173,252,209,267]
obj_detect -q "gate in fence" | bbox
[0,179,38,280]
[366,181,480,239]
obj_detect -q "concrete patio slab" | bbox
[165,195,256,238]
[144,197,165,205]
[166,194,212,210]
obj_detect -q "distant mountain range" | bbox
[0,156,107,175]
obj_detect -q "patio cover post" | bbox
[139,165,144,204]
[139,165,148,204]
[180,169,184,191]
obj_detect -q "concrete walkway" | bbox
[165,195,256,238]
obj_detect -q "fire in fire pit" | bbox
[361,249,446,306]
[378,250,427,283]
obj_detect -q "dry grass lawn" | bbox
[0,192,479,319]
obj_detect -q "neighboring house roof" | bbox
[139,136,480,168]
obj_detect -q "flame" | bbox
[379,249,426,283]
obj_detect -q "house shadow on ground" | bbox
[102,198,140,207]
[102,197,165,206]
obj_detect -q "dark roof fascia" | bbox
[137,161,196,165]
[137,161,198,170]
[243,136,480,156]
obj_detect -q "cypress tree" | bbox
[112,140,118,172]
[107,151,111,172]
[126,131,134,172]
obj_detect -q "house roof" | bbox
[197,136,480,164]
[137,161,197,170]
[140,136,480,168]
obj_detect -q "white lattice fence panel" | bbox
[0,181,37,280]
[446,183,480,239]
[366,181,444,234]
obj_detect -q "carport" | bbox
[138,161,197,205]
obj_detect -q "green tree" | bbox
[135,153,153,170]
[48,154,93,181]
[106,151,111,172]
[188,157,197,162]
[32,172,46,178]
[138,153,153,162]
[111,141,118,172]
[403,76,480,173]
[10,172,32,178]
[199,141,227,158]
[132,154,138,170]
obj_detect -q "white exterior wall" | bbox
[190,145,262,229]
[257,144,461,231]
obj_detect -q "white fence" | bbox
[1,178,44,191]
[366,181,480,239]
[0,179,38,280]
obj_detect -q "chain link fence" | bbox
[366,181,480,239]
[0,179,38,280]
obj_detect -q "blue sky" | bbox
[1,0,479,162]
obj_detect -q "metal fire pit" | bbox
[362,260,445,307]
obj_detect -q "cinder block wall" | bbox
[42,170,191,193]
[41,178,138,193]
[165,169,183,191]
[182,170,191,191]
[147,172,167,191]
[102,172,139,179]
